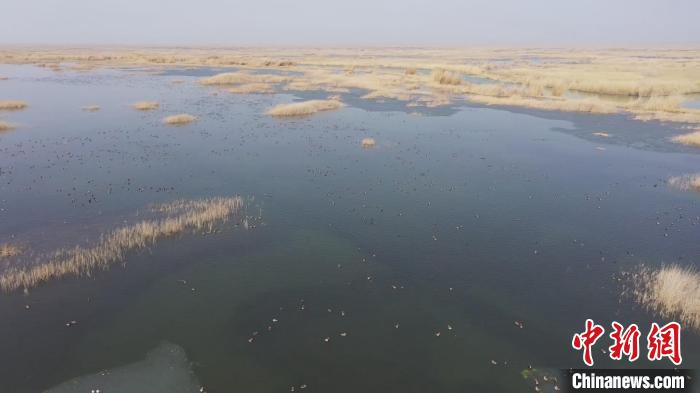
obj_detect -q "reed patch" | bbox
[163,114,196,125]
[361,137,376,148]
[626,265,700,332]
[0,100,28,110]
[131,101,160,110]
[668,174,700,192]
[0,197,245,292]
[671,131,700,147]
[0,244,22,259]
[267,99,343,117]
[228,83,275,94]
[0,121,16,131]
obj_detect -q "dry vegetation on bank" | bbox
[163,114,196,125]
[0,197,244,292]
[267,99,343,117]
[628,265,700,332]
[0,100,28,110]
[1,47,699,129]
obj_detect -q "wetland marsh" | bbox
[0,50,699,392]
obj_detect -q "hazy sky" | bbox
[2,0,698,46]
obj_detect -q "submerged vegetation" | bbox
[628,265,700,332]
[0,197,244,292]
[267,99,343,117]
[131,101,160,110]
[0,100,28,110]
[163,114,196,125]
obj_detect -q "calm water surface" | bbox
[0,65,698,393]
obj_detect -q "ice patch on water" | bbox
[44,342,202,393]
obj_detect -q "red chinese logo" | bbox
[572,320,682,366]
[609,322,640,362]
[572,319,605,366]
[647,322,682,365]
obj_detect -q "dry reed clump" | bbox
[0,121,16,131]
[228,83,275,94]
[431,69,462,85]
[200,72,253,85]
[628,265,700,332]
[0,100,28,110]
[199,71,289,86]
[0,197,244,292]
[0,244,22,259]
[267,99,343,117]
[361,138,376,148]
[667,174,700,191]
[467,94,619,114]
[671,131,700,147]
[131,101,160,111]
[163,114,196,125]
[82,105,100,112]
[361,90,412,102]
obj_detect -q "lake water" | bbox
[0,65,698,393]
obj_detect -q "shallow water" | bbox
[0,64,699,393]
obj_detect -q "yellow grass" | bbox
[631,265,700,332]
[267,99,343,117]
[431,69,462,85]
[131,101,160,110]
[0,244,21,259]
[163,114,196,125]
[668,174,700,191]
[228,83,275,94]
[0,197,244,292]
[0,121,16,131]
[82,105,100,112]
[467,95,619,114]
[200,71,289,86]
[1,47,700,126]
[671,131,700,147]
[0,100,28,110]
[362,89,412,102]
[361,137,376,148]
